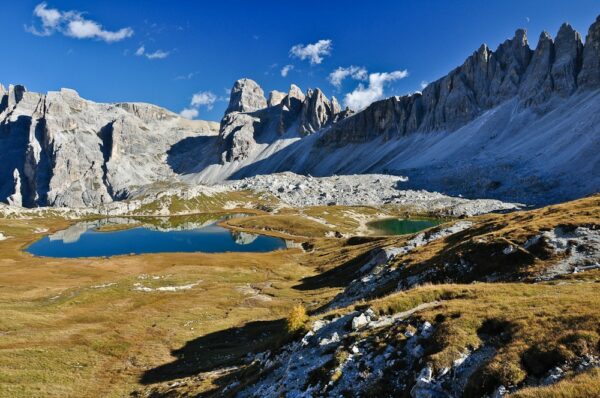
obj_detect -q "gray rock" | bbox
[351,313,369,330]
[219,112,259,162]
[552,23,583,96]
[299,88,336,135]
[267,90,285,107]
[277,84,306,134]
[6,169,22,207]
[578,15,600,89]
[519,31,555,105]
[224,78,267,114]
[287,84,305,103]
[0,86,219,208]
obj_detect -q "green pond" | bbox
[368,218,443,236]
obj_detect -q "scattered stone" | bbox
[351,314,369,330]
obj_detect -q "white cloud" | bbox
[145,49,170,59]
[328,66,368,89]
[179,91,218,119]
[191,91,217,109]
[344,70,409,111]
[289,39,332,65]
[281,64,294,77]
[135,45,170,60]
[420,81,428,90]
[179,108,199,120]
[28,2,61,35]
[25,2,133,43]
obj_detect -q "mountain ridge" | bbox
[1,17,600,207]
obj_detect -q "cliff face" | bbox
[318,20,594,146]
[217,79,352,163]
[0,86,218,208]
[186,17,599,205]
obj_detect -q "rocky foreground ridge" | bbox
[2,17,600,208]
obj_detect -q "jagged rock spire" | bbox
[519,31,555,105]
[299,88,337,135]
[267,90,285,107]
[224,78,267,114]
[552,23,583,95]
[578,15,600,88]
[6,169,22,207]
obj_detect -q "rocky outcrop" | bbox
[552,23,583,96]
[0,86,219,208]
[277,84,306,134]
[267,90,285,107]
[578,16,600,89]
[519,31,555,105]
[217,81,348,161]
[224,78,267,114]
[298,88,339,135]
[6,169,22,207]
[219,112,260,162]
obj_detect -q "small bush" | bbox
[522,345,570,377]
[559,330,599,357]
[286,304,309,335]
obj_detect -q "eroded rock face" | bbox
[224,78,267,114]
[299,88,338,135]
[519,31,555,105]
[320,19,597,146]
[578,15,600,89]
[552,23,583,96]
[0,86,219,208]
[218,81,348,161]
[219,112,260,162]
[6,169,22,207]
[267,90,285,107]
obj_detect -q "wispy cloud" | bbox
[145,49,169,59]
[179,91,219,120]
[25,2,133,43]
[344,70,409,111]
[420,81,428,90]
[328,66,367,89]
[135,45,170,60]
[281,64,294,77]
[175,71,199,80]
[289,39,332,65]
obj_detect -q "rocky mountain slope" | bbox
[2,17,600,208]
[0,85,218,207]
[183,18,600,205]
[137,194,600,398]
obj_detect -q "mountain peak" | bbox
[224,78,267,115]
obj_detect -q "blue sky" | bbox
[2,1,599,121]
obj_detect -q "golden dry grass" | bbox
[0,195,598,397]
[0,211,384,397]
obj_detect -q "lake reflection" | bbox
[26,215,289,258]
